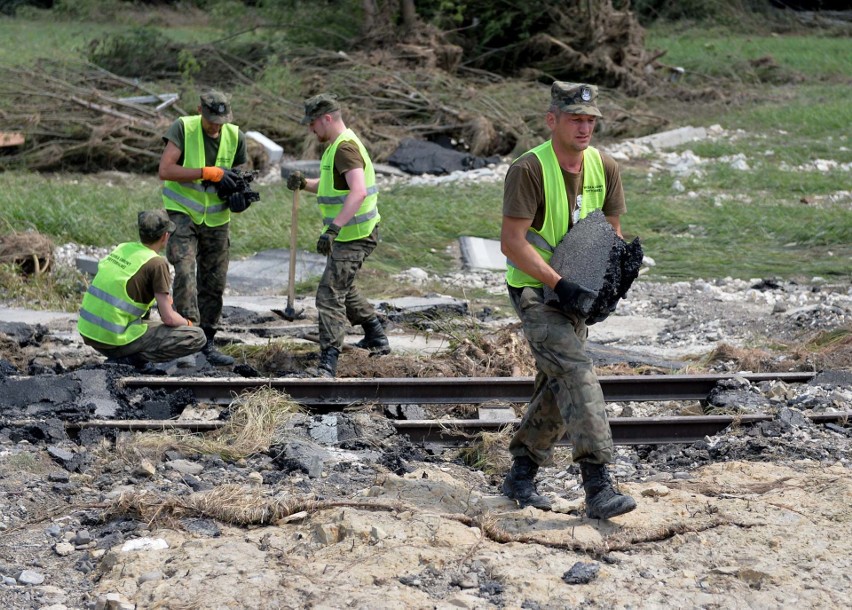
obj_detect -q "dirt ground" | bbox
[0,269,850,609]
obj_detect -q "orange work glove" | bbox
[201,166,224,182]
[201,167,238,192]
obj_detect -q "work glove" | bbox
[316,223,341,256]
[287,171,307,191]
[201,167,239,192]
[554,278,598,318]
[227,192,251,213]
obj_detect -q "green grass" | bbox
[646,25,852,82]
[0,17,850,311]
[623,168,852,280]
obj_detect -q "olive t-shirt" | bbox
[502,149,626,231]
[331,141,365,190]
[163,119,248,166]
[83,255,172,350]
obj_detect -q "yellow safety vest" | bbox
[162,115,239,227]
[506,142,606,288]
[317,129,380,242]
[77,242,157,346]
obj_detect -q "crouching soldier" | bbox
[77,210,207,368]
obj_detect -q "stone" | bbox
[17,569,45,585]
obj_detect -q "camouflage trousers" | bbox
[166,211,229,329]
[91,321,207,363]
[507,285,614,466]
[316,230,379,350]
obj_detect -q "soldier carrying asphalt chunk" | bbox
[500,81,637,520]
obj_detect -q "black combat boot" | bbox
[201,327,234,366]
[355,317,391,355]
[315,346,340,378]
[579,461,637,519]
[501,455,552,510]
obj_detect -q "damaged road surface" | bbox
[0,272,851,609]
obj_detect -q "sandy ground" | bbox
[0,271,850,609]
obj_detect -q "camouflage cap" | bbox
[551,82,602,118]
[199,89,233,124]
[138,209,176,242]
[300,93,341,125]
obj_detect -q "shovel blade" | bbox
[272,307,305,322]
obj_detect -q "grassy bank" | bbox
[0,15,850,312]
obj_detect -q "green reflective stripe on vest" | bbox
[505,143,606,288]
[77,242,157,346]
[317,129,380,242]
[162,116,238,227]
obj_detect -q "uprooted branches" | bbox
[0,61,180,172]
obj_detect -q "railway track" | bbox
[122,371,817,407]
[108,370,850,445]
[8,371,843,446]
[57,410,850,446]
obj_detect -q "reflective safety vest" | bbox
[317,129,380,242]
[506,142,606,288]
[162,115,239,227]
[77,242,157,346]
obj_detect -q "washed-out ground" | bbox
[0,269,850,610]
[1,121,851,608]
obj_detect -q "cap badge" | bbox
[580,87,592,102]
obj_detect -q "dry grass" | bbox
[0,230,54,275]
[119,387,303,462]
[700,326,852,373]
[225,340,316,374]
[457,427,513,475]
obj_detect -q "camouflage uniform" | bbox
[97,320,206,363]
[508,285,613,465]
[165,211,230,328]
[316,229,379,349]
[160,90,247,333]
[501,81,635,519]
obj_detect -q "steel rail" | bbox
[5,410,847,446]
[395,412,851,445]
[122,372,817,408]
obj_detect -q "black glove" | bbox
[554,278,598,318]
[228,192,250,213]
[287,171,307,191]
[316,223,341,256]
[219,169,239,193]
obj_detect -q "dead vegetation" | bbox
[119,387,303,461]
[0,0,673,173]
[0,229,54,275]
[102,481,752,558]
[701,328,852,372]
[239,323,538,378]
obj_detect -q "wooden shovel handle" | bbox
[288,188,299,307]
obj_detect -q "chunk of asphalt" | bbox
[562,561,600,584]
[546,210,616,298]
[543,210,643,319]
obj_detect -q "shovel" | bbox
[274,187,305,321]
